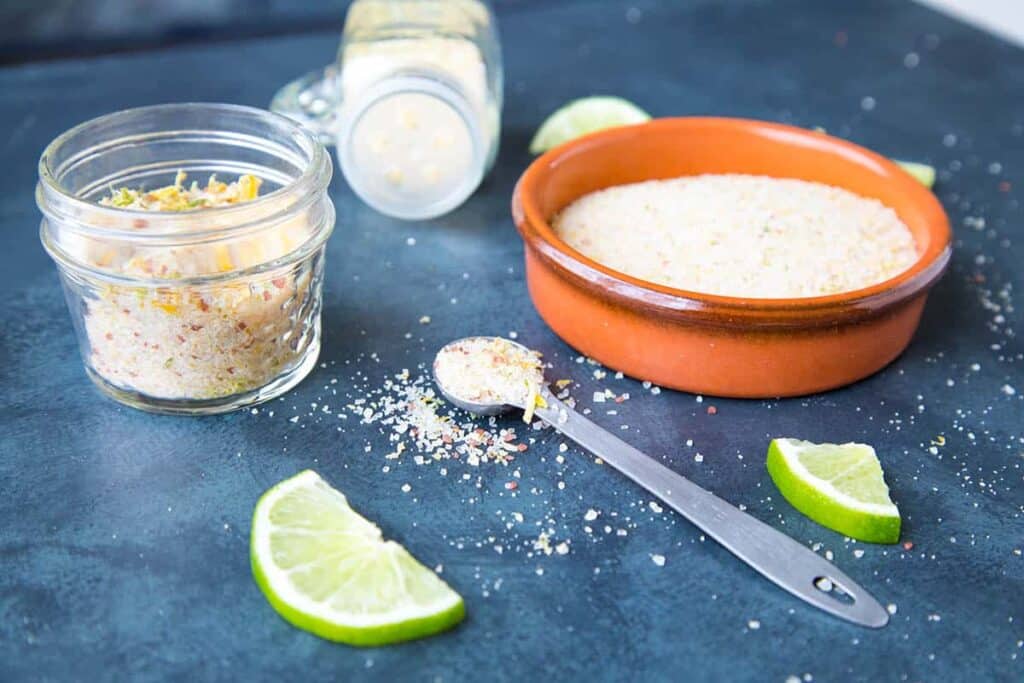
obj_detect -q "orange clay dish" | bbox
[511,117,952,398]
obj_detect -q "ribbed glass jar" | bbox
[37,103,335,415]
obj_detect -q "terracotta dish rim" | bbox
[513,117,952,329]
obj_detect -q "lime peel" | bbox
[894,160,936,188]
[251,470,465,646]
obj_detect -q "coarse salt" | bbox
[553,174,917,298]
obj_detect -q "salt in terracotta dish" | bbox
[511,117,951,398]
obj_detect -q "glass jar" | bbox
[37,103,335,415]
[272,0,503,220]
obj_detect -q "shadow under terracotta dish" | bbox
[512,117,952,398]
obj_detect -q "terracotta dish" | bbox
[512,117,951,398]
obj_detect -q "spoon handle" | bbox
[534,395,889,628]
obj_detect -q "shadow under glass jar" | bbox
[37,103,335,415]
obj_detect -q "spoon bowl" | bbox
[432,336,532,416]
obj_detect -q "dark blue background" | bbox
[1,1,1021,681]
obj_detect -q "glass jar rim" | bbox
[337,72,486,220]
[36,102,332,242]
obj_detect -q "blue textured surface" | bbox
[1,1,1022,681]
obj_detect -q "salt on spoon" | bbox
[432,336,890,629]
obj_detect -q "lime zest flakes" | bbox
[238,173,263,201]
[100,171,264,212]
[108,187,137,207]
[523,385,547,424]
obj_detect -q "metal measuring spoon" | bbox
[433,337,889,628]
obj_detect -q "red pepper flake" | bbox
[190,324,203,331]
[105,332,113,341]
[707,405,718,415]
[197,299,210,312]
[132,218,148,229]
[614,395,626,404]
[272,277,286,289]
[998,181,1011,193]
[902,541,914,551]
[504,481,518,491]
[517,443,528,452]
[262,291,272,302]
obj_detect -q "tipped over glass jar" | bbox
[37,103,335,415]
[272,0,503,220]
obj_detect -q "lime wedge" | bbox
[251,470,465,646]
[766,438,901,544]
[529,96,651,154]
[894,160,936,188]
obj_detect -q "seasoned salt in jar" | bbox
[273,0,503,220]
[37,104,335,414]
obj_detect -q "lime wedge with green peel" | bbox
[894,160,936,188]
[529,96,652,154]
[251,470,465,646]
[766,438,901,544]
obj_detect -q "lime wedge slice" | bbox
[529,96,651,154]
[766,438,901,544]
[250,470,465,646]
[894,160,936,188]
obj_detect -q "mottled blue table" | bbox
[1,1,1021,681]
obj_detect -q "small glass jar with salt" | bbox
[273,0,503,220]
